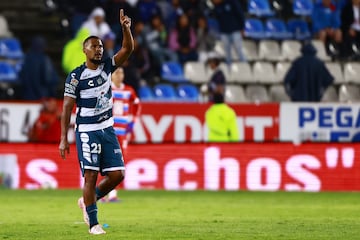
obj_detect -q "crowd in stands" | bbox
[1,0,360,103]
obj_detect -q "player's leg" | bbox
[76,130,105,234]
[97,127,125,199]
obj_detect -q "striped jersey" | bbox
[112,82,141,137]
[64,57,116,132]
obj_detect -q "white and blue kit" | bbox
[64,57,125,176]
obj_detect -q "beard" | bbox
[89,58,103,65]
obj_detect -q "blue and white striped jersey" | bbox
[64,57,117,132]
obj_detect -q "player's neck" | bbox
[86,61,99,70]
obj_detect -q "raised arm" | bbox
[113,9,134,67]
[59,96,75,159]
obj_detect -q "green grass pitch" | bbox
[0,190,359,239]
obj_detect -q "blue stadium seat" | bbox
[0,61,17,82]
[248,0,275,17]
[244,18,266,40]
[293,0,313,16]
[161,61,188,83]
[265,18,293,40]
[287,19,311,40]
[153,84,178,101]
[138,85,154,101]
[0,38,24,59]
[176,84,199,102]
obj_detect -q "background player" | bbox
[59,9,134,235]
[103,66,141,202]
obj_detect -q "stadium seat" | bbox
[0,15,12,38]
[274,61,291,82]
[311,40,331,61]
[281,40,301,61]
[184,61,208,84]
[245,84,271,102]
[269,84,290,102]
[325,62,345,85]
[258,40,284,61]
[293,0,313,16]
[176,84,199,102]
[242,40,260,61]
[161,61,188,82]
[0,38,24,59]
[287,19,311,40]
[338,84,360,102]
[225,85,248,103]
[0,61,17,82]
[244,18,266,40]
[344,62,360,84]
[253,61,277,84]
[153,84,178,101]
[229,62,254,84]
[265,18,292,40]
[248,0,275,17]
[138,85,154,102]
[321,85,338,102]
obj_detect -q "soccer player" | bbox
[59,9,134,235]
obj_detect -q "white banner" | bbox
[280,103,360,143]
[0,103,42,142]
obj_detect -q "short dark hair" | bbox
[83,35,101,48]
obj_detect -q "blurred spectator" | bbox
[205,92,239,142]
[196,14,218,62]
[102,0,137,45]
[55,0,97,36]
[165,0,185,29]
[102,31,118,59]
[19,36,59,100]
[284,42,334,102]
[211,0,246,64]
[146,16,178,71]
[62,27,90,74]
[136,0,163,24]
[131,27,155,84]
[206,53,226,103]
[28,98,61,143]
[80,7,111,39]
[340,0,360,58]
[312,0,342,47]
[180,0,210,26]
[168,14,198,65]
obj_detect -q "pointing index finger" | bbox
[120,9,124,18]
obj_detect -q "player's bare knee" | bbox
[110,170,125,184]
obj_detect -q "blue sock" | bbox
[86,203,98,228]
[95,187,106,201]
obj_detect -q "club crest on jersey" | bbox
[70,78,79,86]
[91,154,98,163]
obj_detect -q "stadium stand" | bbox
[138,85,154,102]
[248,0,275,17]
[280,40,302,61]
[287,18,311,40]
[321,85,338,102]
[0,61,17,82]
[253,61,277,84]
[344,62,360,84]
[245,84,271,102]
[0,15,13,38]
[244,18,266,40]
[325,62,346,85]
[292,0,313,16]
[229,62,254,84]
[264,18,293,40]
[338,84,360,102]
[274,61,291,82]
[153,83,178,101]
[225,85,248,103]
[176,84,199,102]
[258,40,284,61]
[184,61,208,84]
[0,38,24,59]
[269,84,291,102]
[161,61,188,83]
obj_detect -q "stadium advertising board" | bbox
[0,102,279,143]
[0,143,359,191]
[280,103,360,143]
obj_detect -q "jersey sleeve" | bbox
[64,71,79,99]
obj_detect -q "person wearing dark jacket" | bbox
[340,0,360,58]
[212,0,246,64]
[284,43,334,102]
[19,36,59,100]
